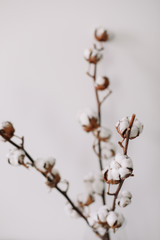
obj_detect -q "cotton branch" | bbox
[111,114,136,211]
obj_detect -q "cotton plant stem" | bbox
[92,63,106,206]
[111,114,136,211]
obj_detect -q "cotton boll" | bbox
[110,169,120,181]
[115,153,125,165]
[118,197,131,207]
[121,157,133,169]
[96,76,105,85]
[88,213,98,227]
[107,211,118,227]
[44,157,56,169]
[130,125,139,139]
[110,160,120,170]
[7,149,25,166]
[97,205,109,223]
[92,179,104,195]
[84,49,91,60]
[0,121,15,140]
[83,172,95,182]
[118,168,131,178]
[64,203,79,219]
[34,158,46,171]
[102,142,116,159]
[79,112,90,126]
[117,213,124,226]
[121,190,132,199]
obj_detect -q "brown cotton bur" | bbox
[0,122,15,140]
[94,29,109,42]
[46,173,61,188]
[95,77,110,91]
[88,55,102,64]
[83,117,99,132]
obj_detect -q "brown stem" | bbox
[111,114,136,211]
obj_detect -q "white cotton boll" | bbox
[96,27,106,36]
[134,119,143,133]
[110,168,120,181]
[7,149,25,166]
[121,190,132,199]
[118,197,131,207]
[97,205,109,222]
[64,203,79,219]
[83,172,95,182]
[110,160,120,170]
[77,192,89,204]
[107,211,118,227]
[107,169,113,181]
[96,76,105,85]
[51,168,59,175]
[115,153,125,165]
[99,127,111,139]
[92,179,104,195]
[130,125,139,138]
[102,142,116,159]
[34,158,46,171]
[44,157,56,168]
[121,157,133,169]
[88,213,99,227]
[79,112,90,126]
[91,49,98,57]
[117,213,124,226]
[84,49,91,59]
[119,168,131,178]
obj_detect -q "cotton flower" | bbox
[84,48,102,64]
[78,109,99,132]
[0,121,15,140]
[95,76,110,90]
[118,190,132,208]
[94,127,111,142]
[7,148,25,166]
[116,116,143,139]
[103,153,133,184]
[94,27,108,42]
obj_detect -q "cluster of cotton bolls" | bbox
[84,48,102,64]
[78,109,99,132]
[35,157,61,188]
[103,153,133,184]
[7,148,26,166]
[88,205,124,230]
[116,116,143,139]
[118,190,132,208]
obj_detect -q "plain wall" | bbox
[0,0,160,239]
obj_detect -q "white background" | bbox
[0,0,160,239]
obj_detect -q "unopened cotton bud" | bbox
[0,121,15,140]
[7,149,25,166]
[94,27,108,42]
